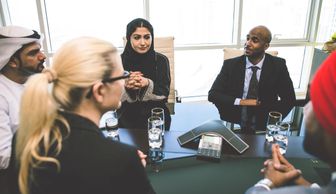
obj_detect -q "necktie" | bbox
[246,66,259,99]
[242,66,259,133]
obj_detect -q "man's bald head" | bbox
[249,25,272,44]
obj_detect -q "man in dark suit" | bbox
[245,51,336,194]
[208,26,295,133]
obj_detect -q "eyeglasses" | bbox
[102,71,130,83]
[86,71,130,98]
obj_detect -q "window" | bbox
[2,0,336,101]
[150,0,235,45]
[241,0,311,40]
[273,46,306,89]
[175,49,223,97]
[5,0,39,31]
[44,0,143,51]
[316,0,336,42]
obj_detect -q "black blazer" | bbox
[8,112,155,194]
[208,54,296,131]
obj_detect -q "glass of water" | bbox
[105,111,119,141]
[148,115,164,172]
[151,107,165,136]
[274,122,290,155]
[148,148,164,173]
[265,111,282,142]
[148,116,163,149]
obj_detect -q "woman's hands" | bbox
[125,71,149,90]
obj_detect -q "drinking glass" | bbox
[105,111,119,141]
[148,115,164,172]
[148,116,163,148]
[265,111,282,142]
[274,122,290,155]
[151,107,165,136]
[148,148,164,173]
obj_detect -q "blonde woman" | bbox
[8,37,154,194]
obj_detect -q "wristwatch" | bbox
[255,178,274,190]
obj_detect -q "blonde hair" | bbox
[16,37,118,194]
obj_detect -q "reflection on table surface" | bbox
[112,128,314,159]
[146,156,330,194]
[101,103,314,159]
[100,103,331,193]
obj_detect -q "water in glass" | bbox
[105,113,119,140]
[149,148,164,172]
[265,111,282,143]
[265,124,279,142]
[148,127,162,148]
[274,133,288,155]
[274,122,290,154]
[151,107,165,136]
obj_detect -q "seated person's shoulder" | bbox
[223,55,245,67]
[100,136,138,155]
[156,52,169,62]
[266,53,286,63]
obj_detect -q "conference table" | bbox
[113,129,329,194]
[102,103,331,194]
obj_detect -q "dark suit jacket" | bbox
[208,53,296,131]
[8,112,155,194]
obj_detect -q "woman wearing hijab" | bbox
[119,18,171,130]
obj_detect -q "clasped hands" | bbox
[125,71,149,90]
[260,144,311,188]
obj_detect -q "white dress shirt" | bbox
[234,55,265,105]
[0,74,24,169]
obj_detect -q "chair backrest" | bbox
[223,48,278,60]
[123,37,176,114]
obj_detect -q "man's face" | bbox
[303,101,330,162]
[244,28,269,58]
[15,42,46,76]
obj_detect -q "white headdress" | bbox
[0,25,43,70]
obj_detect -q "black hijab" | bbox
[121,18,156,81]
